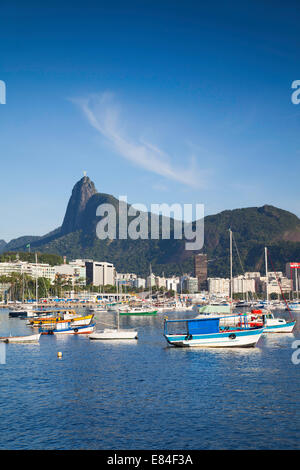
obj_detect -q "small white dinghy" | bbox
[0,333,41,343]
[89,328,138,340]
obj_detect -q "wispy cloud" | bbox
[71,92,208,189]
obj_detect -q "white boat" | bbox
[9,304,38,318]
[0,333,41,343]
[89,306,107,313]
[287,302,300,312]
[89,309,138,340]
[247,310,296,333]
[89,328,138,340]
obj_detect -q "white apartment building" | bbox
[0,261,56,283]
[146,273,156,288]
[165,277,180,292]
[232,275,256,294]
[133,278,146,289]
[85,261,115,286]
[260,273,291,294]
[155,276,167,289]
[208,277,230,296]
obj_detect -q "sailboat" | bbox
[89,308,138,340]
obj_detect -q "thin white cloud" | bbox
[72,93,208,189]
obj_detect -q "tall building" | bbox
[182,276,199,294]
[85,261,115,286]
[194,253,208,290]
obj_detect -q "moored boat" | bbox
[89,329,138,340]
[246,310,296,333]
[89,308,138,340]
[9,304,38,318]
[41,322,96,335]
[0,333,41,343]
[28,310,94,328]
[119,307,157,316]
[287,302,300,312]
[163,315,264,348]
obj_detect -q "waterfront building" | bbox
[155,275,166,289]
[85,261,115,286]
[182,276,199,294]
[0,261,56,283]
[133,278,146,289]
[146,273,156,288]
[165,277,180,292]
[232,275,256,294]
[194,253,208,290]
[54,264,86,286]
[115,273,137,287]
[260,272,291,295]
[208,277,230,296]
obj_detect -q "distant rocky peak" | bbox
[61,176,98,235]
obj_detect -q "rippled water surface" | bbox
[0,308,299,450]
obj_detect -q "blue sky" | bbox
[0,0,300,241]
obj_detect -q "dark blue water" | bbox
[0,308,299,450]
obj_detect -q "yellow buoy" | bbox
[57,351,63,358]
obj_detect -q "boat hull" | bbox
[164,328,264,348]
[42,324,96,335]
[30,314,93,327]
[119,310,157,316]
[264,321,296,333]
[0,333,41,343]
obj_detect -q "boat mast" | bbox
[229,228,233,310]
[265,247,269,304]
[35,252,38,308]
[149,263,152,302]
[22,271,24,304]
[117,307,120,331]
